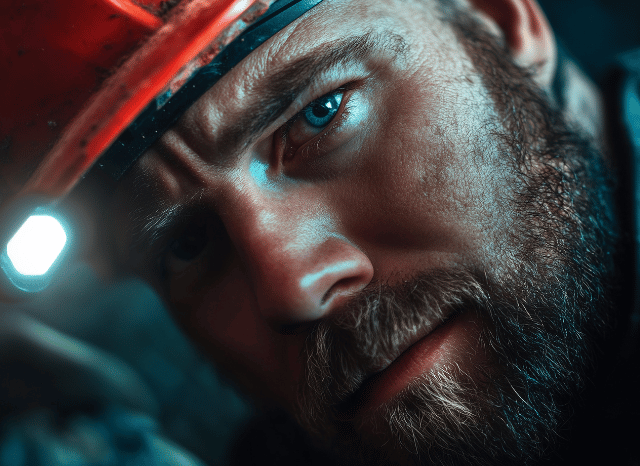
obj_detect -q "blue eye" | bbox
[302,92,343,128]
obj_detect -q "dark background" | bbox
[538,0,640,81]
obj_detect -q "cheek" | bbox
[169,259,302,408]
[342,94,476,246]
[332,73,514,271]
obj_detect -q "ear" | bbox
[464,0,557,91]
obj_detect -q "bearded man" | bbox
[2,0,638,464]
[97,0,638,463]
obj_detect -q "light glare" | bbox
[7,215,67,276]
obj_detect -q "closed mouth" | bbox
[334,307,464,420]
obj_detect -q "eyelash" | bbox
[275,83,355,162]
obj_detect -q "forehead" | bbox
[178,0,454,135]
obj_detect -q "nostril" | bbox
[249,234,373,330]
[321,276,363,306]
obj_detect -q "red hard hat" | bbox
[0,0,322,294]
[2,0,272,201]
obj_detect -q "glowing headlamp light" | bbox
[1,208,71,293]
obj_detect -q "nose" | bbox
[222,191,374,332]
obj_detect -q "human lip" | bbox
[367,312,455,374]
[338,309,478,418]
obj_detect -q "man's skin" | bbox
[87,0,621,463]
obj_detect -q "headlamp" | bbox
[7,215,66,276]
[1,208,72,293]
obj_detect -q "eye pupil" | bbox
[169,223,208,261]
[312,102,331,118]
[303,92,342,128]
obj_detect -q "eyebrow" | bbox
[129,196,199,255]
[196,29,408,164]
[125,167,206,257]
[124,30,408,258]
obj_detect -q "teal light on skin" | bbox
[299,259,361,291]
[248,159,279,191]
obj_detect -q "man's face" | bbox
[109,0,616,464]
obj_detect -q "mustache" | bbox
[296,267,492,433]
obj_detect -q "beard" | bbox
[291,6,618,466]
